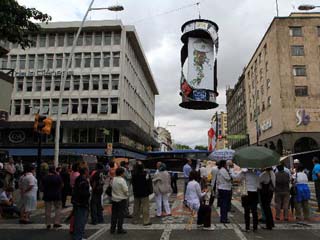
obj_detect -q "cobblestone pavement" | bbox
[1,180,320,240]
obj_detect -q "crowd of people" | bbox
[0,155,320,238]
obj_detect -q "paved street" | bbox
[1,180,320,240]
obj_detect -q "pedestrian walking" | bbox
[71,167,90,240]
[259,168,275,230]
[209,162,218,207]
[275,165,290,221]
[19,164,38,224]
[234,169,259,232]
[131,161,152,226]
[60,166,71,208]
[90,163,105,225]
[120,161,132,218]
[217,160,232,223]
[42,166,63,229]
[312,157,320,212]
[153,163,172,217]
[110,167,129,234]
[183,159,192,194]
[293,165,311,221]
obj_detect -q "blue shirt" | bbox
[312,163,320,181]
[183,164,192,179]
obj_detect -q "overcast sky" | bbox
[18,0,318,147]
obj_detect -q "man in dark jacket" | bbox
[90,163,105,224]
[72,167,90,240]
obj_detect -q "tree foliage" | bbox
[194,145,207,150]
[174,144,192,150]
[0,0,51,49]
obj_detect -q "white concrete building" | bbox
[0,20,159,160]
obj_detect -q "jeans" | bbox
[315,181,320,209]
[260,191,274,229]
[111,200,126,231]
[155,193,171,216]
[45,201,61,225]
[90,193,104,224]
[73,206,88,240]
[218,189,231,223]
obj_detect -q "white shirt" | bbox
[234,171,259,192]
[111,176,129,202]
[217,167,232,190]
[200,167,208,178]
[185,180,206,210]
[259,171,276,189]
[293,172,309,184]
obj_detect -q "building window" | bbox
[67,33,74,46]
[262,102,265,112]
[291,45,304,56]
[41,99,49,114]
[100,98,108,114]
[45,77,51,91]
[46,54,54,69]
[102,75,109,90]
[104,32,111,45]
[51,99,59,114]
[65,76,70,91]
[39,34,46,47]
[84,53,91,68]
[16,77,24,91]
[95,33,102,45]
[57,33,65,47]
[1,56,7,68]
[290,26,302,37]
[92,75,99,90]
[10,55,16,69]
[261,85,264,95]
[112,52,120,67]
[71,99,78,114]
[28,55,35,69]
[37,54,44,69]
[295,86,308,96]
[19,55,26,69]
[82,75,89,90]
[23,100,31,115]
[111,98,118,114]
[74,53,82,68]
[32,99,40,114]
[293,65,306,76]
[14,100,21,115]
[85,32,92,46]
[91,98,98,114]
[103,52,110,67]
[111,74,119,90]
[35,77,42,91]
[93,52,101,67]
[73,76,80,90]
[113,32,121,45]
[77,34,83,46]
[62,99,69,114]
[267,96,271,107]
[81,99,88,114]
[30,35,37,47]
[54,78,60,91]
[26,77,33,92]
[55,54,63,68]
[48,34,55,47]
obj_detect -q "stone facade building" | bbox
[0,20,159,161]
[245,12,320,154]
[211,111,228,150]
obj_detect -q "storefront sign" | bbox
[8,130,26,143]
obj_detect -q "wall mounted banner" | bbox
[179,19,219,109]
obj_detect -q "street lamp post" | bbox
[53,0,123,167]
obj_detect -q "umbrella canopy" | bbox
[233,146,280,169]
[208,149,235,161]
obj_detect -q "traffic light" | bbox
[41,117,53,135]
[33,114,39,132]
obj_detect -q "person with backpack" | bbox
[71,167,90,240]
[259,168,275,230]
[90,163,105,225]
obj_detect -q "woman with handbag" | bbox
[131,161,152,226]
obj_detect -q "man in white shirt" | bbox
[183,159,192,194]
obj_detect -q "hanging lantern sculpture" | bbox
[179,19,219,110]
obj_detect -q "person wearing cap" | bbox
[291,159,300,175]
[312,157,320,212]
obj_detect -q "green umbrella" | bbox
[233,146,280,169]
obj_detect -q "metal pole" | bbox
[275,0,279,17]
[37,132,42,199]
[54,0,95,168]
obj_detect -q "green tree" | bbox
[0,0,51,49]
[194,145,207,150]
[173,144,192,150]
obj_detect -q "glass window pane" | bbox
[84,53,91,68]
[28,55,35,69]
[103,52,110,67]
[72,99,79,114]
[111,98,118,114]
[82,75,89,90]
[77,34,83,46]
[67,33,74,46]
[95,33,102,45]
[73,76,80,90]
[93,52,101,67]
[85,32,92,46]
[104,32,111,45]
[113,32,121,45]
[56,54,63,68]
[19,55,26,69]
[112,52,120,67]
[111,74,119,90]
[57,33,65,46]
[46,54,54,69]
[37,54,44,69]
[74,53,82,68]
[39,34,46,47]
[102,75,109,90]
[48,34,55,47]
[45,76,52,91]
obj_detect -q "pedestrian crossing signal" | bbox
[42,117,53,135]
